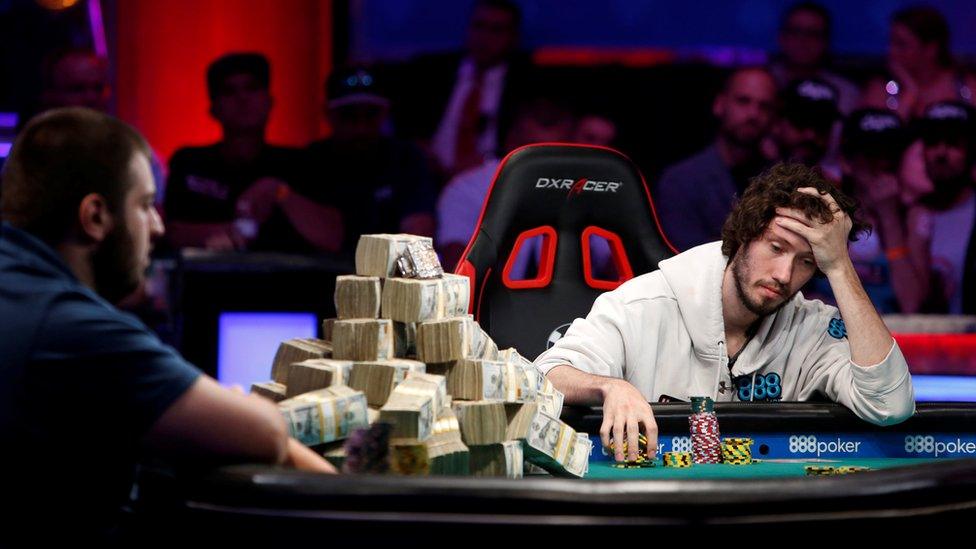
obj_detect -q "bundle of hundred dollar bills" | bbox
[249,234,582,477]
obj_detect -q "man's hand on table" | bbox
[600,378,658,462]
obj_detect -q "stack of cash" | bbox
[381,274,470,323]
[469,441,524,478]
[506,402,591,478]
[250,381,287,402]
[469,321,500,361]
[379,376,442,441]
[332,319,394,361]
[321,318,336,343]
[271,338,333,384]
[279,385,369,447]
[348,359,426,407]
[453,400,508,445]
[402,372,448,412]
[259,233,586,477]
[425,406,470,475]
[416,316,473,363]
[442,358,535,403]
[284,359,353,398]
[334,275,382,319]
[355,234,433,278]
[498,348,565,417]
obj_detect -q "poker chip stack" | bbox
[662,451,693,468]
[688,396,722,464]
[721,437,754,465]
[607,433,655,468]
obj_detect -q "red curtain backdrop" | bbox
[115,0,333,163]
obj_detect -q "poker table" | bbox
[136,402,976,540]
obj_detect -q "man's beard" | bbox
[722,120,764,148]
[731,249,794,317]
[92,223,141,304]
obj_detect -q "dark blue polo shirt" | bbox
[0,223,201,538]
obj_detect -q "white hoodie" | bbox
[534,241,915,426]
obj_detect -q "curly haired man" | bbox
[535,163,915,462]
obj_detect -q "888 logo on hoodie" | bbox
[735,373,783,402]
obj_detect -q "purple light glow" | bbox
[217,312,318,389]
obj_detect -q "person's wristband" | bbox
[886,246,909,261]
[275,183,292,204]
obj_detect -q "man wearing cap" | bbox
[768,3,859,115]
[907,101,976,313]
[165,53,342,253]
[806,108,923,313]
[305,67,437,256]
[771,78,843,180]
[656,67,778,251]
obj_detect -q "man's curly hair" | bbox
[721,162,870,261]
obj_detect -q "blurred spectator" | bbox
[165,53,341,253]
[437,97,575,270]
[40,48,111,112]
[908,101,976,313]
[654,67,777,251]
[768,2,858,114]
[39,48,168,204]
[305,67,437,256]
[806,109,920,313]
[573,112,618,148]
[393,0,532,178]
[770,78,842,179]
[862,7,976,221]
[862,6,976,120]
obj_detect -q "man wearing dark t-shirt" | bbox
[165,53,342,253]
[305,67,437,256]
[0,108,334,542]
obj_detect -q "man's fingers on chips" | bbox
[626,419,640,462]
[612,419,625,461]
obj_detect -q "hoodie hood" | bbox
[657,241,801,375]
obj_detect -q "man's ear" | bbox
[77,193,115,244]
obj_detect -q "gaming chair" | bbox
[455,143,677,359]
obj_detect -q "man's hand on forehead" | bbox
[773,187,853,275]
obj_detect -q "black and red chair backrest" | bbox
[455,143,677,359]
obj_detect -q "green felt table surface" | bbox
[584,458,944,479]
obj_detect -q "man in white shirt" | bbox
[536,163,915,463]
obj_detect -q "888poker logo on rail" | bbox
[904,435,976,457]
